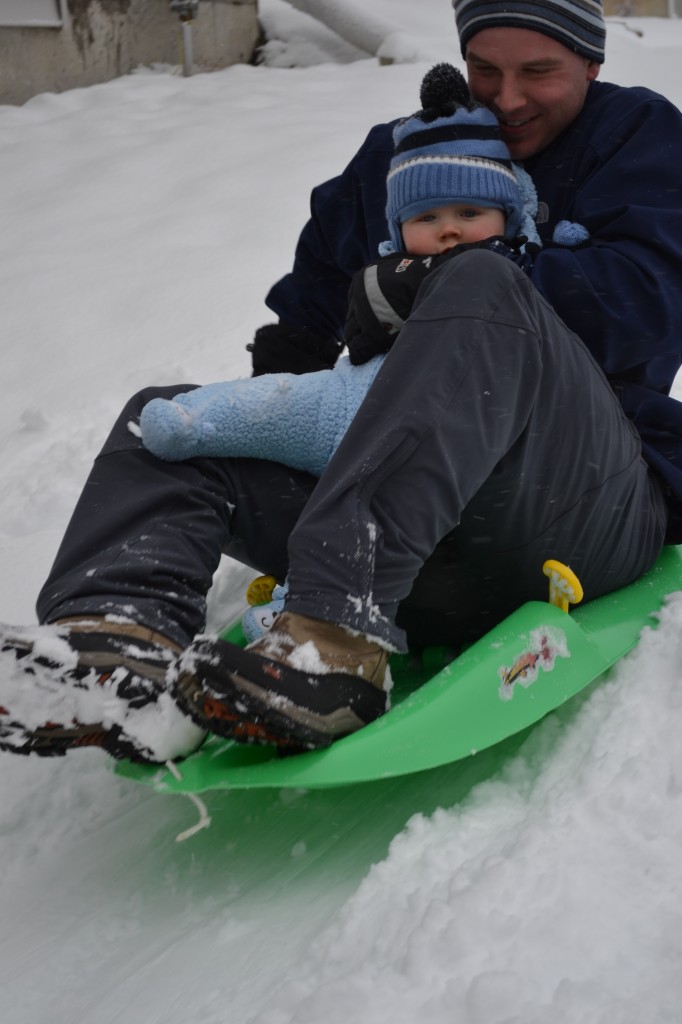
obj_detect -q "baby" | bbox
[139,64,543,476]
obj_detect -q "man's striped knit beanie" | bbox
[385,64,526,253]
[453,0,606,64]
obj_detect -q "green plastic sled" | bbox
[116,545,682,794]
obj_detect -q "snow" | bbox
[1,2,682,1021]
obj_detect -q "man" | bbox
[1,0,681,762]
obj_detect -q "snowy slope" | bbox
[1,4,682,1022]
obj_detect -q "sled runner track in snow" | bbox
[115,546,682,794]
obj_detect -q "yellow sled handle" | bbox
[245,575,278,607]
[542,559,584,613]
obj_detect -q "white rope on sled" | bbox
[165,760,212,842]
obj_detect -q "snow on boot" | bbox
[0,619,205,763]
[172,612,390,751]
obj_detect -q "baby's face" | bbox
[401,203,506,255]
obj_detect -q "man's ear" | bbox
[586,61,600,82]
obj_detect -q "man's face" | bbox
[466,27,600,159]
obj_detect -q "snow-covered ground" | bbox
[1,3,682,1021]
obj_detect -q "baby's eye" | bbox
[419,213,436,222]
[460,208,481,219]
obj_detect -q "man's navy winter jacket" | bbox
[265,80,682,541]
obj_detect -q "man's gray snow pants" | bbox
[37,252,667,651]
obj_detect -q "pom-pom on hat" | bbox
[453,0,605,65]
[384,64,530,253]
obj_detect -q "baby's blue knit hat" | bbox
[385,64,529,254]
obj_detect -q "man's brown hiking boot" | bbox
[173,612,391,751]
[0,617,205,763]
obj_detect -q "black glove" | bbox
[345,252,453,365]
[344,239,539,366]
[247,323,342,376]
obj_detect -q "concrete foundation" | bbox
[604,0,680,12]
[0,0,259,106]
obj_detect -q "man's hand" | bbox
[448,235,539,274]
[247,323,342,376]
